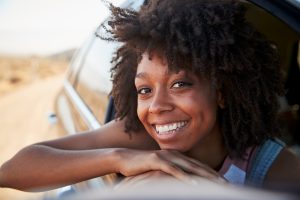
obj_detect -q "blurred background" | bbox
[0,0,122,199]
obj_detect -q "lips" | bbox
[153,121,188,135]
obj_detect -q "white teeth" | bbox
[172,124,176,130]
[155,121,187,135]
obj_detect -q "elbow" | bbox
[0,156,34,191]
[0,161,32,191]
[0,145,59,192]
[0,160,15,189]
[0,166,5,188]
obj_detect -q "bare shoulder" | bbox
[37,119,158,150]
[265,147,300,184]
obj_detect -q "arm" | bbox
[0,119,158,191]
[0,119,223,191]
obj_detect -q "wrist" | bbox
[110,148,125,174]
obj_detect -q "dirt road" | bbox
[0,75,65,200]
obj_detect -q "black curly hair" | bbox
[99,0,284,158]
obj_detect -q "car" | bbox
[49,0,300,198]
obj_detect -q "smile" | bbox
[154,121,188,135]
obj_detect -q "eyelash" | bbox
[137,87,151,95]
[172,81,193,88]
[137,81,192,95]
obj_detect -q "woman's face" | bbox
[135,53,222,152]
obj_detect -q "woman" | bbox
[0,0,299,192]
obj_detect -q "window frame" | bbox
[248,0,300,34]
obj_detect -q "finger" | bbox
[174,151,219,175]
[175,159,217,179]
[157,161,196,185]
[165,151,220,179]
[114,170,165,190]
[115,172,153,190]
[149,150,218,183]
[145,152,191,183]
[158,150,224,182]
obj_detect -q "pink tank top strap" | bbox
[218,146,257,184]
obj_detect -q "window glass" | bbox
[75,35,116,124]
[71,0,145,125]
[67,36,94,84]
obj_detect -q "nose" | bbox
[149,88,174,114]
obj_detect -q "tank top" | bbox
[218,138,285,186]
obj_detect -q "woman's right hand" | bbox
[114,149,224,184]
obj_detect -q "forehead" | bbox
[136,52,186,76]
[135,53,209,87]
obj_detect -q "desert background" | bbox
[0,55,70,200]
[0,0,124,199]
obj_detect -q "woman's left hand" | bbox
[158,150,227,184]
[116,149,226,185]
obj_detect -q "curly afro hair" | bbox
[100,0,284,158]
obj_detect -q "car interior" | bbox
[242,1,300,153]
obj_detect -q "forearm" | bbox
[0,144,119,191]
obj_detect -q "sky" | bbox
[0,0,124,56]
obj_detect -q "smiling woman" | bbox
[135,53,222,156]
[0,0,300,196]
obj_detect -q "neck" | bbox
[185,125,228,170]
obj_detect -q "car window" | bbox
[67,36,95,84]
[243,1,300,72]
[69,0,145,126]
[287,0,300,8]
[74,35,116,125]
[243,1,300,150]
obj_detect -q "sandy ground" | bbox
[0,74,66,200]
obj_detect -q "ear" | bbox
[217,90,225,109]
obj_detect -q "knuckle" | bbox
[120,170,129,177]
[186,160,196,168]
[163,163,177,172]
[148,170,168,176]
[159,149,168,155]
[149,152,160,160]
[169,149,179,154]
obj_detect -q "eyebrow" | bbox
[135,72,149,79]
[135,70,190,80]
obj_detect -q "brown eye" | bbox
[137,87,152,95]
[172,81,192,88]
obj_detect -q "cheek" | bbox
[137,101,154,135]
[137,100,148,124]
[183,92,218,120]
